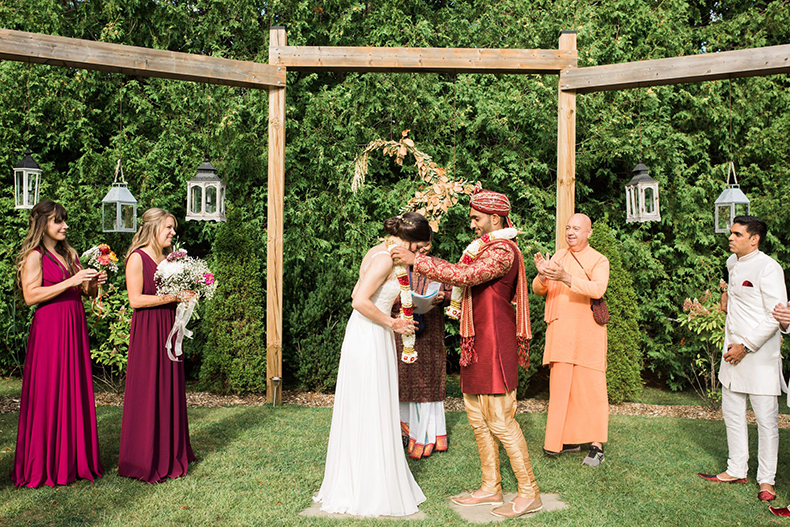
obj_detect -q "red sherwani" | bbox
[414,241,518,394]
[413,239,540,499]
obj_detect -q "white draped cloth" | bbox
[314,275,426,517]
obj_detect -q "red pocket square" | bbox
[742,280,754,287]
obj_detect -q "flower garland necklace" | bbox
[386,238,417,363]
[446,227,518,319]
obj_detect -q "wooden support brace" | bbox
[0,28,286,89]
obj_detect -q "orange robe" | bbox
[532,245,610,451]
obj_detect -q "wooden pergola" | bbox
[2,27,789,403]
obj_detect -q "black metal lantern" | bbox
[714,161,750,233]
[101,159,138,233]
[186,160,226,222]
[13,149,41,209]
[625,162,661,223]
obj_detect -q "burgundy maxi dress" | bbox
[11,248,104,488]
[118,250,195,482]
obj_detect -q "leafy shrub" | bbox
[678,290,726,407]
[86,283,131,392]
[198,207,267,393]
[590,221,643,403]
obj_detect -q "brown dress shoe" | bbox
[491,496,543,518]
[450,491,504,506]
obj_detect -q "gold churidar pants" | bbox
[463,390,539,498]
[544,362,609,453]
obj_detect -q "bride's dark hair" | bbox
[383,212,432,242]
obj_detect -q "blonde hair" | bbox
[125,208,177,260]
[16,200,79,289]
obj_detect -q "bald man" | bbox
[532,214,610,467]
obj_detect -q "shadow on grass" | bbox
[0,404,269,525]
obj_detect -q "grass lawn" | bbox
[0,386,789,525]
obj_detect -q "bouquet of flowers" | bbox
[154,249,217,361]
[80,243,119,319]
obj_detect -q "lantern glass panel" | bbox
[206,186,217,214]
[220,187,226,215]
[717,205,732,232]
[190,186,202,214]
[644,187,655,214]
[121,204,135,230]
[27,173,36,203]
[15,171,24,206]
[626,187,636,217]
[102,203,115,231]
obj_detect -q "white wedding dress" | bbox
[314,260,426,516]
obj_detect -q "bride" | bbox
[314,212,431,516]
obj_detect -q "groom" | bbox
[392,186,541,518]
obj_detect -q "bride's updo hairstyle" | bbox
[383,212,432,243]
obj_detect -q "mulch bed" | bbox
[2,390,789,429]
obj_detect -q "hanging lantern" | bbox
[101,159,137,233]
[714,161,750,233]
[186,159,226,222]
[625,162,661,223]
[13,149,41,209]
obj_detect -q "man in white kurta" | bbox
[699,216,787,502]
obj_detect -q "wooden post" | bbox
[555,31,577,250]
[267,26,286,405]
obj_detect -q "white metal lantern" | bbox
[186,160,226,222]
[13,149,41,209]
[101,159,138,233]
[625,162,661,223]
[714,162,750,233]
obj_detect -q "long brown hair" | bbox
[16,200,79,288]
[125,208,176,260]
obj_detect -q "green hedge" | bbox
[1,0,789,397]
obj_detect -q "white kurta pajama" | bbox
[718,249,787,485]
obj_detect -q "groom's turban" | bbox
[469,182,513,227]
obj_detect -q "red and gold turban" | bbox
[469,182,513,227]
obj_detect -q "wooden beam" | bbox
[266,27,286,405]
[0,28,285,89]
[561,43,790,93]
[555,31,577,251]
[270,45,576,74]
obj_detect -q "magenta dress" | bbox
[118,250,195,482]
[11,248,103,488]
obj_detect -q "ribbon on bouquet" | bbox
[165,296,199,362]
[89,284,104,327]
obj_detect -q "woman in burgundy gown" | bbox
[12,200,105,488]
[118,208,196,483]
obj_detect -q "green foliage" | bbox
[678,290,727,407]
[0,0,789,394]
[199,207,266,393]
[87,283,132,392]
[590,221,643,403]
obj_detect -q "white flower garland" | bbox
[446,228,518,319]
[387,239,417,363]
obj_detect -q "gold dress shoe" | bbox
[450,491,504,506]
[491,496,543,518]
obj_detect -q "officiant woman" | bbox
[118,208,196,483]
